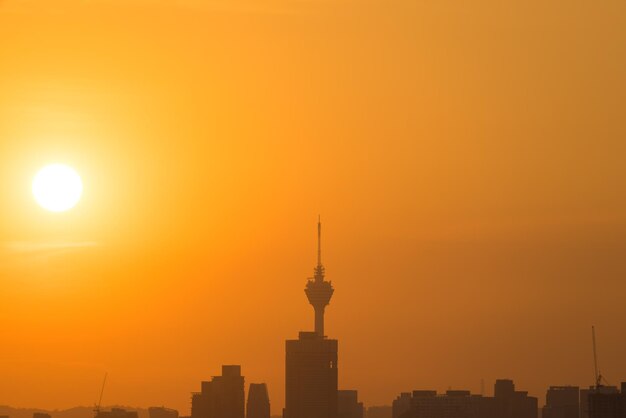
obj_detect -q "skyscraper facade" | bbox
[191,365,245,418]
[581,386,619,418]
[338,390,364,418]
[392,393,412,418]
[585,383,626,418]
[588,393,625,418]
[367,405,393,418]
[247,383,271,418]
[284,220,338,418]
[493,379,538,418]
[542,386,579,418]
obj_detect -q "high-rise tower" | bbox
[247,383,271,418]
[191,365,245,418]
[284,219,338,418]
[304,218,334,337]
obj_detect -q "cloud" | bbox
[0,0,313,15]
[1,241,100,264]
[4,240,99,253]
[183,0,308,15]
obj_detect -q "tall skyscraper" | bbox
[191,365,245,418]
[392,393,412,418]
[580,386,619,418]
[542,386,579,418]
[247,383,271,418]
[493,380,538,418]
[588,392,625,418]
[495,380,515,399]
[284,219,338,418]
[338,390,364,418]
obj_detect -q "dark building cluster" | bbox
[189,220,363,418]
[191,365,247,418]
[5,222,625,418]
[389,382,626,418]
[540,384,626,418]
[392,380,537,418]
[188,366,271,418]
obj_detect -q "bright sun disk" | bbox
[32,164,83,212]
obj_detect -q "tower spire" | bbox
[317,215,322,267]
[314,216,325,281]
[305,218,333,336]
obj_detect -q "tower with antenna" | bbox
[304,217,334,337]
[284,218,338,418]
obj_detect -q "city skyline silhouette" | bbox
[2,220,625,417]
[1,0,626,416]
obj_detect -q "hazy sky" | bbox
[1,0,626,413]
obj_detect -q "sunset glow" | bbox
[1,0,626,415]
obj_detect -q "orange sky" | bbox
[1,0,626,414]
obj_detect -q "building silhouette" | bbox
[95,409,138,418]
[393,393,412,418]
[493,379,537,418]
[542,386,579,418]
[148,407,179,418]
[581,386,619,418]
[338,390,364,418]
[366,406,392,418]
[585,383,626,418]
[588,393,624,418]
[191,365,245,418]
[404,390,491,418]
[247,383,271,418]
[392,380,537,418]
[284,220,338,418]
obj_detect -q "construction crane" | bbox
[592,326,604,389]
[94,372,108,418]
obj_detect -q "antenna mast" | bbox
[313,216,325,281]
[317,215,322,267]
[592,326,602,389]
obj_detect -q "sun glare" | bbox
[32,164,83,212]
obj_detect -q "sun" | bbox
[32,164,83,212]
